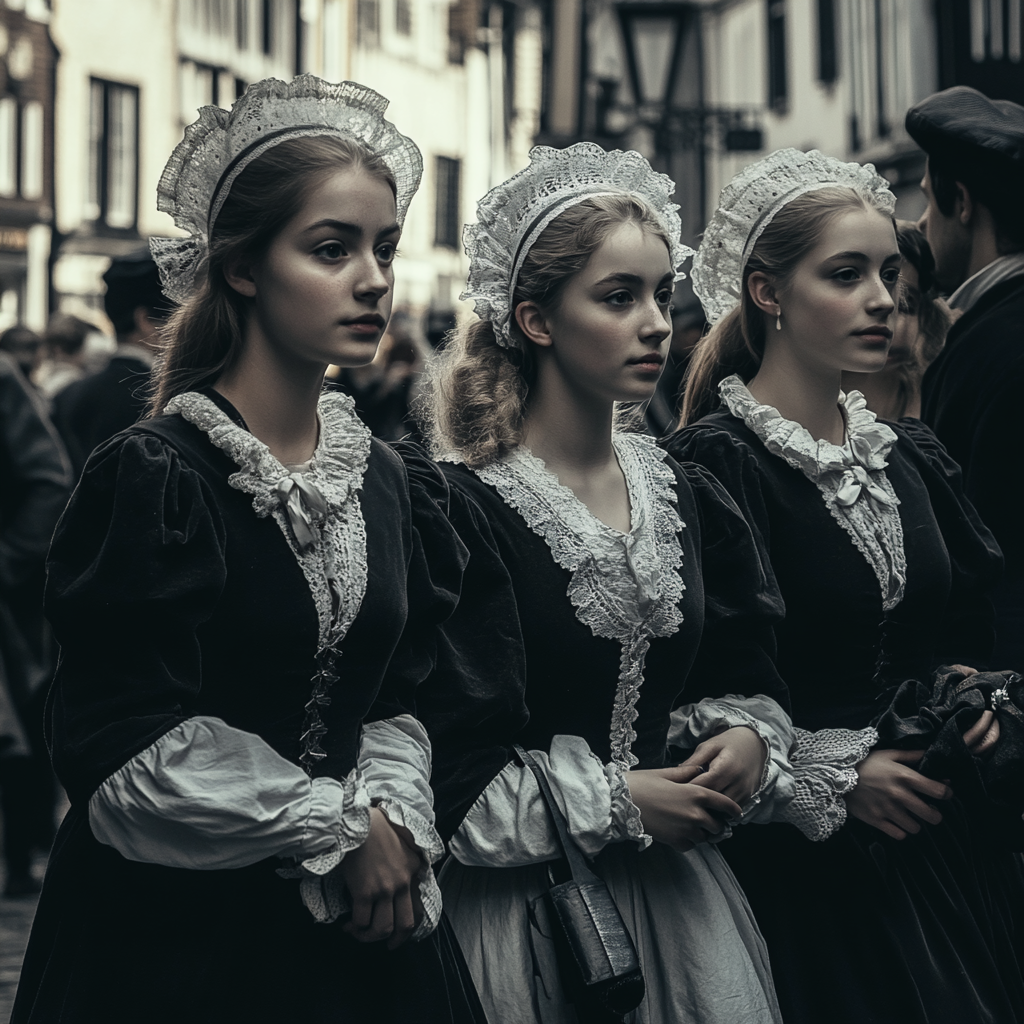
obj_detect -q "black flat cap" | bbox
[906,86,1024,175]
[102,249,173,333]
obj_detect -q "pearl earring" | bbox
[776,309,782,331]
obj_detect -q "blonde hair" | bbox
[149,135,396,415]
[680,186,893,426]
[421,193,671,467]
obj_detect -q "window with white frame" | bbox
[86,79,139,230]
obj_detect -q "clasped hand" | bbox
[626,726,766,851]
[339,806,424,949]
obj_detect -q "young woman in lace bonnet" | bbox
[413,142,844,1024]
[665,149,1022,1023]
[12,77,485,1024]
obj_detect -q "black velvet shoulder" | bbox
[46,429,227,800]
[416,460,528,842]
[665,453,788,711]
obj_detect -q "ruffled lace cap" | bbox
[152,76,423,304]
[461,433,685,768]
[692,148,895,325]
[166,389,370,649]
[461,142,694,347]
[718,374,906,610]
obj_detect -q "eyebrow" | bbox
[591,271,675,287]
[303,218,401,239]
[824,250,902,263]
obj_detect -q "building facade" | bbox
[0,0,55,333]
[45,0,543,336]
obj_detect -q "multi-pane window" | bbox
[86,79,139,230]
[435,156,461,249]
[767,0,788,110]
[395,0,412,36]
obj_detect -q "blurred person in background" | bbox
[842,221,953,419]
[0,326,42,382]
[33,313,94,402]
[907,86,1024,667]
[331,308,428,441]
[0,349,71,895]
[646,291,706,435]
[51,252,171,478]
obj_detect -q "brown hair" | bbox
[421,193,671,467]
[680,186,892,425]
[148,135,396,415]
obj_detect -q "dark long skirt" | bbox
[724,799,1024,1024]
[12,805,485,1024]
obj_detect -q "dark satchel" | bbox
[514,745,645,1021]
[873,667,1024,848]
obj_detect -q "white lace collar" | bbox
[457,433,685,773]
[166,389,371,642]
[718,373,897,477]
[718,374,906,610]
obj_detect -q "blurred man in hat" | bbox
[907,85,1024,668]
[52,251,172,479]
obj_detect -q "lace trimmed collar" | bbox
[454,433,685,773]
[718,373,896,478]
[718,374,906,611]
[165,389,370,522]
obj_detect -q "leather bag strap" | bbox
[515,744,604,886]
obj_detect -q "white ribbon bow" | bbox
[835,463,892,508]
[275,473,329,552]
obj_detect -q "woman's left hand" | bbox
[678,726,767,806]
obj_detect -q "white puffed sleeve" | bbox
[449,734,650,868]
[289,714,445,939]
[669,694,795,823]
[88,716,370,870]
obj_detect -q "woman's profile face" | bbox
[246,166,400,369]
[768,205,901,376]
[526,221,674,405]
[888,262,922,370]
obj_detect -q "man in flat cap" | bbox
[52,251,172,479]
[907,85,1024,669]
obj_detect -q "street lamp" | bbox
[616,2,688,125]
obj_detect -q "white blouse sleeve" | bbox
[292,714,445,938]
[670,696,879,841]
[88,716,371,871]
[669,693,795,825]
[449,734,650,869]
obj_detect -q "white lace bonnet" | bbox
[150,75,423,305]
[692,148,896,325]
[461,142,695,347]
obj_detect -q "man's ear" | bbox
[514,301,553,348]
[224,259,258,298]
[746,271,779,317]
[955,181,975,227]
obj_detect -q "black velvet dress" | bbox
[418,434,793,1023]
[666,378,1024,1024]
[12,389,483,1024]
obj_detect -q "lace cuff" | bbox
[669,694,795,824]
[773,726,878,841]
[449,734,650,868]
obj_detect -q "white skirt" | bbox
[440,841,782,1024]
